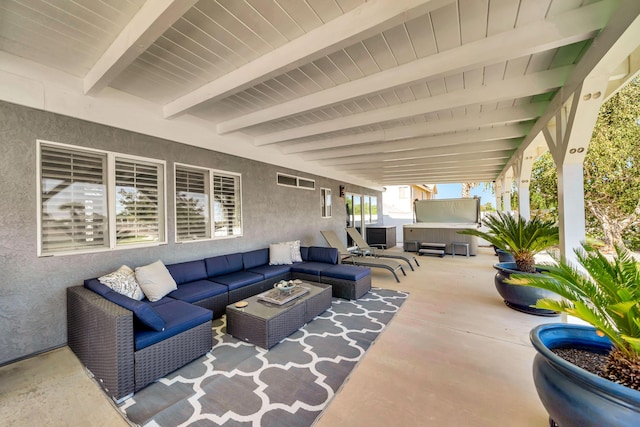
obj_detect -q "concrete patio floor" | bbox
[0,246,555,426]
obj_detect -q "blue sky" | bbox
[435,182,495,207]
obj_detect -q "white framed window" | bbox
[276,172,315,190]
[212,170,242,238]
[175,164,242,241]
[370,196,378,223]
[37,140,166,256]
[363,195,379,225]
[175,164,210,242]
[321,188,332,218]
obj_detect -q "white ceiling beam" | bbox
[163,0,454,118]
[341,150,515,170]
[300,123,531,161]
[318,139,521,166]
[218,1,610,134]
[500,0,640,177]
[282,102,547,154]
[255,65,573,146]
[84,0,199,95]
[355,163,506,177]
[380,174,496,185]
[358,172,503,183]
[378,169,502,178]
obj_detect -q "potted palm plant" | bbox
[507,244,639,426]
[458,211,560,315]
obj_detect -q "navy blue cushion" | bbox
[84,279,166,331]
[134,300,212,351]
[204,255,227,277]
[290,261,334,277]
[323,264,370,281]
[168,279,228,304]
[84,278,111,296]
[226,253,244,272]
[300,246,309,261]
[166,260,207,285]
[210,271,263,291]
[205,254,243,277]
[307,246,339,264]
[246,264,291,279]
[242,248,269,270]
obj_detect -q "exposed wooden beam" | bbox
[378,169,501,178]
[499,0,640,177]
[255,66,572,145]
[217,1,610,134]
[341,150,515,170]
[84,0,198,95]
[356,164,505,178]
[300,123,531,161]
[318,139,521,166]
[380,175,498,185]
[163,0,454,118]
[282,103,547,154]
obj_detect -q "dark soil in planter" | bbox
[553,347,640,391]
[552,348,607,377]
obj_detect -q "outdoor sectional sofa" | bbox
[67,245,371,402]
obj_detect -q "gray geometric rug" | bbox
[119,288,408,426]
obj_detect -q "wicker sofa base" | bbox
[192,293,229,316]
[67,286,212,402]
[319,274,372,300]
[290,272,321,283]
[134,321,212,393]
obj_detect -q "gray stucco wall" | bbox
[0,101,381,365]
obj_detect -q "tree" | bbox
[584,78,640,250]
[461,182,478,198]
[529,152,558,222]
[529,79,640,250]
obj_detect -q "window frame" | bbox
[174,163,211,243]
[276,172,315,190]
[211,168,243,239]
[37,140,167,256]
[321,187,332,218]
[174,163,243,243]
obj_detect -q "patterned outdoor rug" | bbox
[119,288,408,427]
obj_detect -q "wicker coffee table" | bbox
[226,282,332,349]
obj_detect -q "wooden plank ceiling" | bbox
[0,0,628,185]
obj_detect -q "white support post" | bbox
[556,162,587,257]
[512,156,529,219]
[494,179,503,212]
[502,172,512,215]
[515,135,547,220]
[542,76,609,265]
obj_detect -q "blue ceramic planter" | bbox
[493,262,559,316]
[495,248,515,263]
[531,324,640,427]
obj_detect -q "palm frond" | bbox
[459,212,558,268]
[509,242,640,359]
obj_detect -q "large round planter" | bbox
[493,262,559,316]
[496,248,515,263]
[531,324,640,427]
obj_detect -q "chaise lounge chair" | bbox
[321,230,406,283]
[345,227,419,271]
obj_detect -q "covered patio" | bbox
[1,246,559,426]
[1,0,640,425]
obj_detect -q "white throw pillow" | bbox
[269,243,293,265]
[135,260,177,302]
[98,265,145,301]
[286,240,303,262]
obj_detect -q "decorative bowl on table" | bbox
[274,280,295,293]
